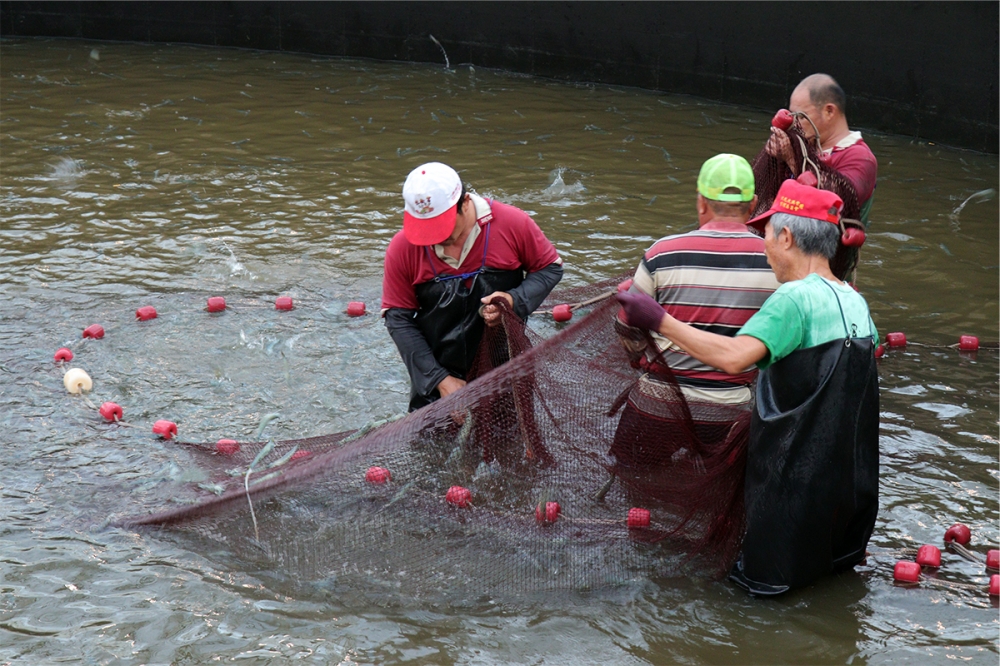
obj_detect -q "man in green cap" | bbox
[611,154,780,469]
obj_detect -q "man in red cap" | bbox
[382,162,563,411]
[616,178,880,595]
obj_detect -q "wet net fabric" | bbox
[750,122,863,281]
[116,278,751,601]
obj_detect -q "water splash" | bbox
[429,34,450,70]
[542,168,586,197]
[48,156,83,182]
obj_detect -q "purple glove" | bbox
[615,291,666,332]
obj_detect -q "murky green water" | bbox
[1,38,997,664]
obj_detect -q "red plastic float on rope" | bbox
[83,324,105,339]
[986,549,999,572]
[893,561,921,584]
[135,306,158,321]
[99,402,123,422]
[916,544,941,568]
[990,575,1000,597]
[617,279,633,293]
[347,301,366,317]
[627,507,650,528]
[552,304,573,322]
[944,523,971,546]
[216,439,240,455]
[207,297,226,313]
[54,348,73,362]
[771,109,794,131]
[365,466,391,484]
[152,420,177,439]
[841,226,866,247]
[885,332,907,348]
[446,485,472,508]
[874,344,885,359]
[275,296,294,311]
[535,501,560,524]
[290,450,312,461]
[958,335,979,351]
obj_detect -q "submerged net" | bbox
[750,120,863,280]
[115,277,751,602]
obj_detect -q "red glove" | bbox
[615,291,666,332]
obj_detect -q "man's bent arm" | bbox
[384,308,451,397]
[657,314,768,375]
[509,262,563,319]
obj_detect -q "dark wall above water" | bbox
[2,1,997,153]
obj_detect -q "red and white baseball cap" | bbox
[747,178,844,232]
[402,162,463,245]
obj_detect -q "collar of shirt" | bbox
[701,220,754,233]
[433,193,492,268]
[823,130,864,155]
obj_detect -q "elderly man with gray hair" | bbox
[616,178,880,596]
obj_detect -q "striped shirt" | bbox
[628,220,780,403]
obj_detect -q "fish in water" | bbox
[949,188,996,222]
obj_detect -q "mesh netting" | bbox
[750,121,863,280]
[115,277,751,602]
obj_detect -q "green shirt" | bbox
[738,273,879,369]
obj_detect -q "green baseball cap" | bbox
[697,153,755,202]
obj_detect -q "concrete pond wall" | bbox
[1,1,997,152]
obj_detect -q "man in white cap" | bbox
[382,162,563,411]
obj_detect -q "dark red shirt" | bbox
[822,137,878,206]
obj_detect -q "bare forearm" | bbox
[657,315,767,375]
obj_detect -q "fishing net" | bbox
[115,277,751,603]
[750,118,864,281]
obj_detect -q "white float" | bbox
[63,368,93,394]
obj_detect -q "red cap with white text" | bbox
[747,179,843,231]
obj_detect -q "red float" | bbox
[83,324,105,339]
[535,501,560,524]
[886,332,907,348]
[54,348,73,362]
[207,296,226,312]
[944,523,972,546]
[216,439,240,455]
[552,304,573,322]
[617,279,633,293]
[627,507,651,528]
[893,561,921,584]
[275,296,294,311]
[795,171,818,188]
[290,450,312,461]
[365,466,391,484]
[99,402,123,422]
[986,549,999,572]
[771,109,794,130]
[841,227,866,247]
[152,420,177,439]
[135,306,158,321]
[958,335,979,351]
[446,485,472,508]
[916,544,941,568]
[874,344,885,359]
[347,301,366,317]
[991,575,1000,597]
